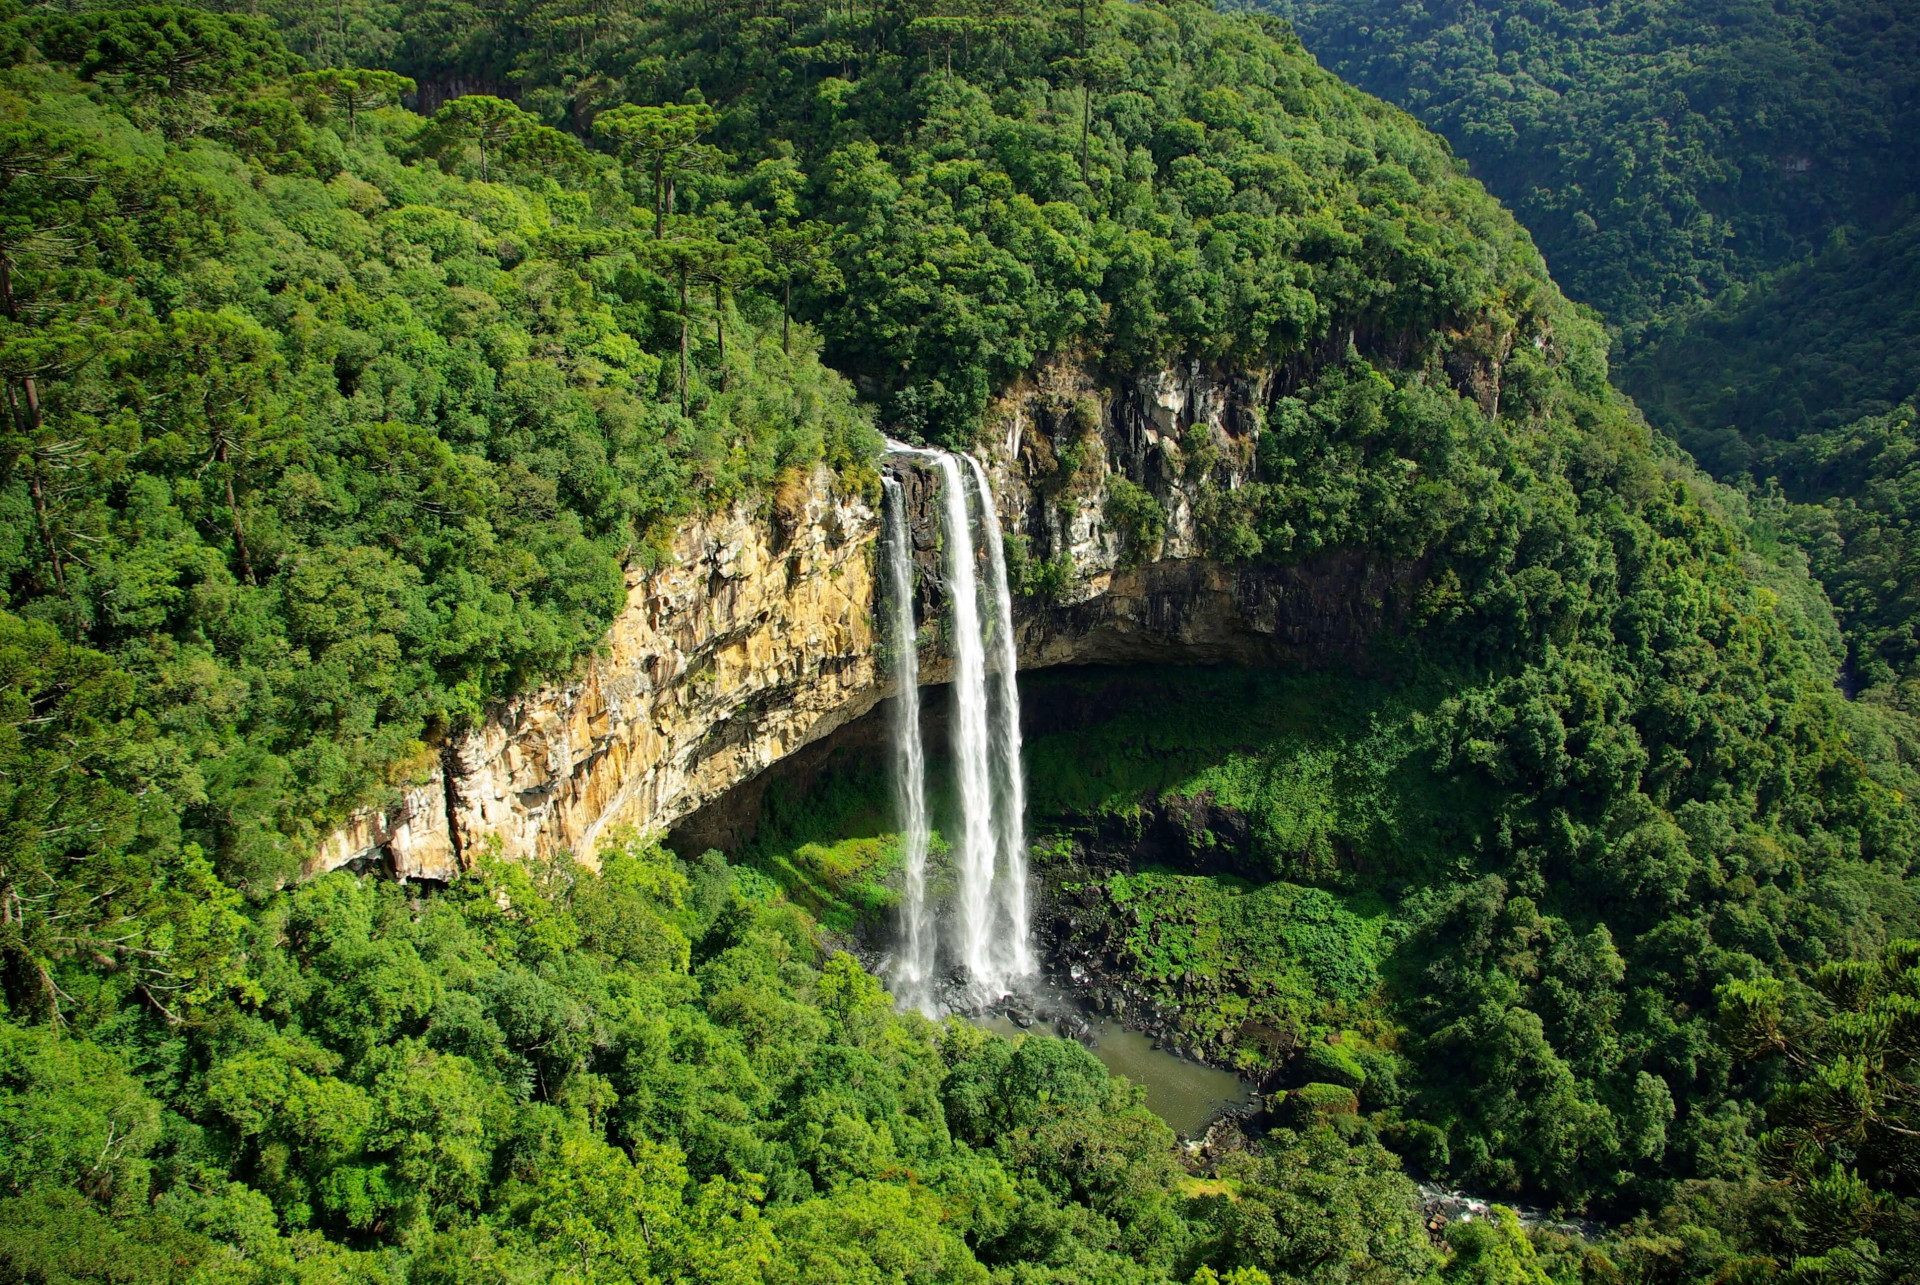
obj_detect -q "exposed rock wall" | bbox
[314,359,1419,878]
[309,468,884,878]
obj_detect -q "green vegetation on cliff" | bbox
[2,2,1918,1283]
[0,7,876,896]
[1273,0,1920,709]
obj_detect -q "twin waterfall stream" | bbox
[881,444,1033,1013]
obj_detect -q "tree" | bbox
[425,94,532,183]
[697,235,767,392]
[765,219,840,355]
[0,614,249,1024]
[1718,947,1920,1259]
[0,121,117,594]
[33,7,297,139]
[645,232,727,415]
[499,123,601,185]
[1050,44,1124,182]
[292,67,415,140]
[148,309,286,585]
[592,101,720,239]
[907,14,973,75]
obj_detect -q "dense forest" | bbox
[3,2,1919,1283]
[1272,0,1920,342]
[1276,0,1920,702]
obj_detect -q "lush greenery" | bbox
[734,757,914,936]
[4,2,1920,1283]
[1270,0,1920,345]
[1,832,1470,1284]
[0,5,877,895]
[171,0,1587,449]
[1014,662,1920,1230]
[1268,0,1920,707]
[1621,212,1920,465]
[1621,214,1920,699]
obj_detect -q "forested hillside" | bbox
[1272,0,1920,342]
[1275,0,1920,705]
[3,2,1919,1283]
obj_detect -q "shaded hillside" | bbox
[1275,0,1920,708]
[1273,0,1920,343]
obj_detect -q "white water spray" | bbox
[964,455,1032,982]
[883,441,1032,1007]
[931,452,999,993]
[881,477,934,1010]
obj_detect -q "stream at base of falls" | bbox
[961,977,1256,1138]
[953,974,1603,1237]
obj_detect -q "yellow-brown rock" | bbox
[310,465,881,878]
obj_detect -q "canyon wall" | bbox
[312,361,1418,879]
[309,473,885,878]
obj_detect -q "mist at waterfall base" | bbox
[880,444,1033,1013]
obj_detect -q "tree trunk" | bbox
[0,253,40,447]
[784,276,792,355]
[3,252,56,587]
[653,159,666,239]
[1081,84,1091,181]
[29,466,62,593]
[215,437,255,584]
[714,280,726,392]
[678,266,689,416]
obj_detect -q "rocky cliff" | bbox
[309,473,884,878]
[313,361,1418,879]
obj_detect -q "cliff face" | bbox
[313,361,1418,879]
[310,472,883,878]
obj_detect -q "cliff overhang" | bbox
[311,362,1418,880]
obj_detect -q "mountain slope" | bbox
[1,3,1917,1283]
[1272,0,1920,342]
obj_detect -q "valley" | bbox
[2,2,1916,1282]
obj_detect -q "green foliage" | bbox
[1105,474,1166,567]
[1011,655,1920,1230]
[207,0,1579,446]
[1272,0,1920,727]
[1619,216,1920,701]
[2,2,1918,1282]
[0,613,253,1023]
[1623,214,1920,470]
[1275,0,1920,343]
[0,25,876,894]
[0,844,1445,1284]
[1442,1206,1555,1285]
[1714,940,1920,1267]
[1197,1129,1439,1284]
[733,756,917,933]
[1070,867,1394,1065]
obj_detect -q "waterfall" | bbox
[883,441,1032,1008]
[931,452,1000,993]
[964,455,1032,982]
[881,477,934,1010]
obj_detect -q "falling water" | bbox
[883,441,1032,1007]
[931,452,1000,994]
[881,477,934,1010]
[964,455,1033,983]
